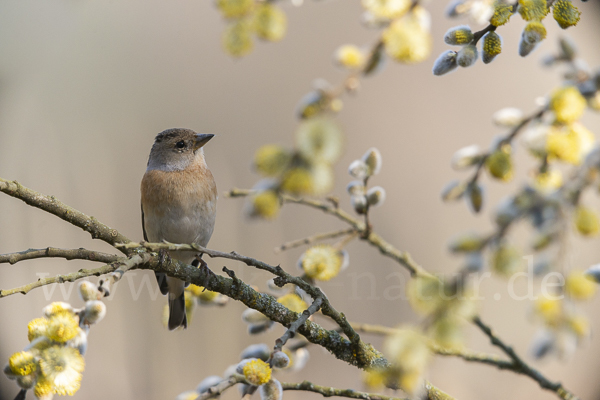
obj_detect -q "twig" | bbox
[275,296,323,351]
[281,380,407,400]
[0,247,118,265]
[0,178,131,249]
[196,375,245,400]
[275,228,355,253]
[473,316,579,400]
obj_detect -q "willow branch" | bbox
[226,189,433,279]
[0,247,118,265]
[473,316,579,400]
[281,380,407,400]
[275,228,355,253]
[275,296,323,351]
[118,241,363,352]
[0,178,131,250]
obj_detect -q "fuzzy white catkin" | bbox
[362,147,382,176]
[432,50,458,76]
[457,44,478,67]
[83,300,106,325]
[270,351,290,369]
[441,180,465,202]
[259,379,283,400]
[242,309,270,324]
[444,25,473,45]
[451,145,481,170]
[366,187,386,207]
[68,328,88,355]
[346,180,365,195]
[348,159,368,179]
[351,195,368,214]
[78,281,100,302]
[240,343,271,361]
[196,376,223,393]
[492,108,524,128]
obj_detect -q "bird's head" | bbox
[147,128,214,172]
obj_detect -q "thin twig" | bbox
[275,228,355,253]
[473,316,579,400]
[275,297,323,351]
[0,247,118,265]
[281,380,407,400]
[0,178,131,249]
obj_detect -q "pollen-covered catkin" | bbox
[482,31,502,64]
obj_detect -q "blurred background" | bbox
[1,0,600,399]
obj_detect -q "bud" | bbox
[574,206,600,236]
[254,145,291,177]
[482,31,502,64]
[366,187,386,207]
[451,145,481,170]
[486,146,513,181]
[196,376,223,394]
[444,26,473,45]
[490,1,514,26]
[348,160,369,179]
[449,233,486,253]
[565,271,596,300]
[78,281,100,302]
[334,45,366,69]
[82,300,106,325]
[550,86,586,124]
[441,180,466,202]
[432,50,458,76]
[216,0,253,18]
[240,344,271,361]
[522,21,547,45]
[362,147,383,176]
[558,36,577,60]
[553,0,581,29]
[347,181,365,195]
[519,34,538,57]
[254,4,287,42]
[222,20,254,58]
[351,194,368,214]
[584,264,600,283]
[457,44,478,68]
[492,108,523,127]
[518,0,548,21]
[270,351,290,369]
[259,378,283,400]
[491,244,521,276]
[466,182,484,213]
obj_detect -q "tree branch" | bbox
[275,296,323,351]
[281,380,407,400]
[0,247,118,265]
[473,317,579,400]
[275,228,356,253]
[0,178,131,249]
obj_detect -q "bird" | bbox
[140,128,217,330]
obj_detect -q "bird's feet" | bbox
[194,254,216,288]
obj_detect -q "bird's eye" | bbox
[175,141,186,149]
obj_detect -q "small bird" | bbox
[141,128,217,330]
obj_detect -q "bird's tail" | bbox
[168,291,187,330]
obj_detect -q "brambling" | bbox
[141,128,217,330]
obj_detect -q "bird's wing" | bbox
[142,203,169,296]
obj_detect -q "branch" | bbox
[118,241,364,355]
[226,189,433,279]
[0,178,131,249]
[0,247,118,265]
[281,380,407,400]
[225,189,580,400]
[0,253,151,299]
[275,228,355,253]
[473,317,579,400]
[275,296,323,351]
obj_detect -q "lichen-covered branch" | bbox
[0,247,118,265]
[0,178,131,249]
[280,380,407,400]
[118,241,364,354]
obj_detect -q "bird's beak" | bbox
[193,134,215,151]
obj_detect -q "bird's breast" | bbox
[141,166,217,248]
